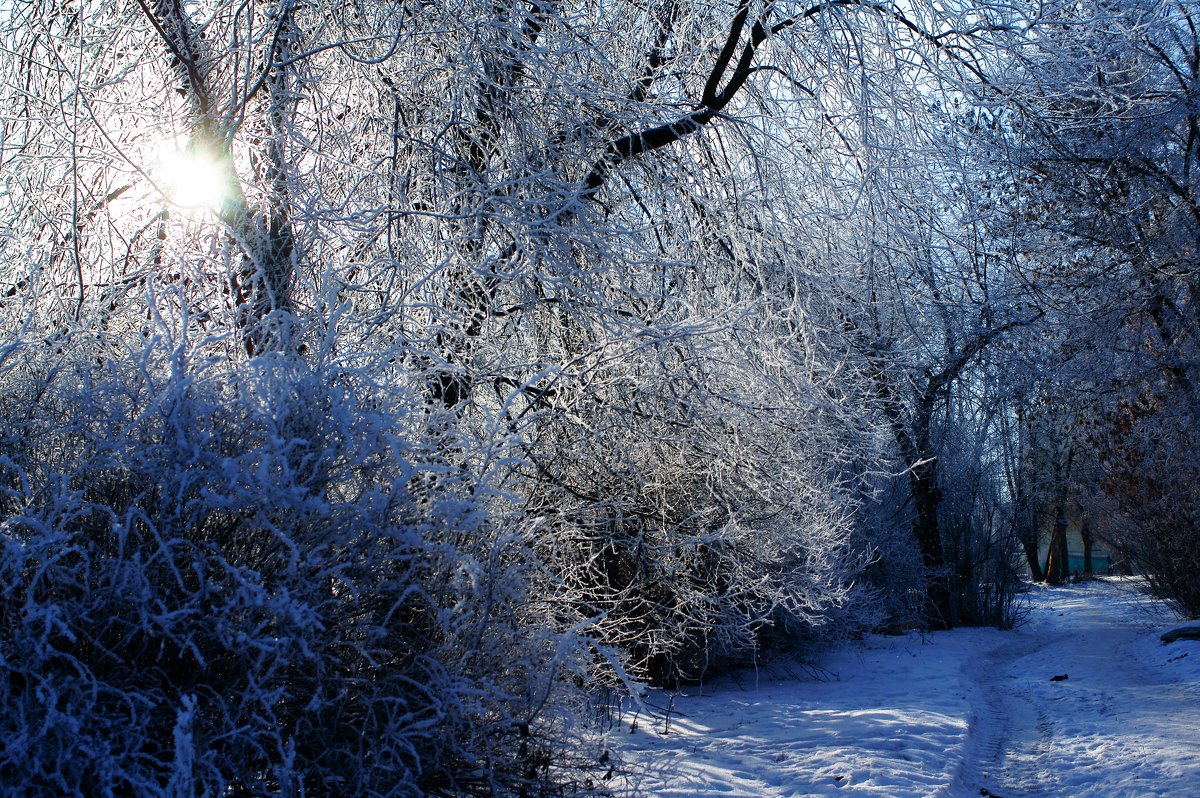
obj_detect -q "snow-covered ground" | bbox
[615,578,1200,797]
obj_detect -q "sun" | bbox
[152,137,231,213]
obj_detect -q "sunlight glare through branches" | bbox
[153,137,230,213]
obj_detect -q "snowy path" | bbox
[958,581,1200,798]
[617,579,1200,797]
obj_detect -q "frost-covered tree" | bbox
[0,0,1096,791]
[993,0,1200,613]
[773,43,1049,628]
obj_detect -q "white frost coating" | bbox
[167,695,195,798]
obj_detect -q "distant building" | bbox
[1037,499,1122,578]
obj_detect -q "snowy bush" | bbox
[0,340,604,797]
[515,323,874,684]
[1098,394,1200,619]
[848,475,927,633]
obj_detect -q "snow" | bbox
[616,578,1200,797]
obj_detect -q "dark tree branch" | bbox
[925,312,1044,402]
[133,0,212,119]
[580,0,1011,197]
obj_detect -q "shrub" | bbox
[1099,398,1200,618]
[516,331,871,684]
[0,342,602,796]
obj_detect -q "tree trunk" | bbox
[1044,516,1070,583]
[871,362,953,630]
[909,402,954,629]
[1016,478,1044,582]
[1081,517,1095,576]
[1021,529,1045,582]
[910,457,953,629]
[1011,403,1044,582]
[1044,448,1075,583]
[139,0,298,358]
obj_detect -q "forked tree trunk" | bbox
[1044,516,1070,583]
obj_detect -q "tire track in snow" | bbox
[956,632,1060,798]
[957,580,1200,798]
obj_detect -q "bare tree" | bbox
[994,0,1200,609]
